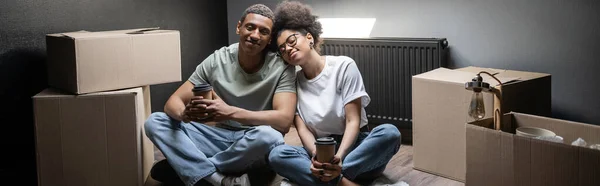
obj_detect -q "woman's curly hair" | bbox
[271,1,324,54]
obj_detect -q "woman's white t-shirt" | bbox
[296,55,371,138]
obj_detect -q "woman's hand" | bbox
[331,154,342,165]
[310,155,325,179]
[319,154,343,182]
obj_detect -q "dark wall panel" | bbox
[0,0,229,183]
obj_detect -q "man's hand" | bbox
[182,96,210,122]
[196,98,239,122]
[180,112,191,123]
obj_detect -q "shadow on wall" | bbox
[446,46,472,69]
[0,48,47,184]
[445,46,456,68]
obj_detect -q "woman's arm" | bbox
[336,98,362,159]
[294,115,318,156]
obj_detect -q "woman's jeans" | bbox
[268,124,401,186]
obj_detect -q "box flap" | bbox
[33,87,140,99]
[413,68,476,84]
[33,89,73,98]
[57,27,161,39]
[85,87,141,96]
[458,66,550,82]
[126,27,161,34]
[480,74,520,86]
[100,27,161,34]
[47,30,89,37]
[59,31,126,39]
[456,66,504,75]
[456,66,521,86]
[413,67,519,86]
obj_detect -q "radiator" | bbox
[321,38,448,140]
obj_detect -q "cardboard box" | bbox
[466,112,600,186]
[412,67,551,181]
[46,28,181,94]
[33,86,154,186]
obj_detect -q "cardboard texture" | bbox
[46,28,181,94]
[33,86,154,186]
[412,67,551,182]
[466,112,600,186]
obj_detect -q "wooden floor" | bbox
[146,127,464,186]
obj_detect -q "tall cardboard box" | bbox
[467,112,600,186]
[46,28,181,94]
[33,86,154,186]
[412,67,551,181]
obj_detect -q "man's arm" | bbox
[164,81,196,121]
[230,92,296,133]
[201,92,297,133]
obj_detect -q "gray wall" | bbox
[0,0,228,182]
[228,0,600,125]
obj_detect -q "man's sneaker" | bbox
[221,173,250,186]
[280,179,298,186]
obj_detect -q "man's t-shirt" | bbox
[188,43,297,129]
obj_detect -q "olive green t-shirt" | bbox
[188,43,296,129]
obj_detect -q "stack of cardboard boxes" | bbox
[412,66,600,185]
[33,28,181,186]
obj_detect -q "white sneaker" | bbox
[221,173,250,186]
[393,181,409,186]
[280,179,298,186]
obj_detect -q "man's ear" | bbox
[236,21,241,35]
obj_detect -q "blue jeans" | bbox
[268,124,401,186]
[144,112,284,186]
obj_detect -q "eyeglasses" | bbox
[277,34,299,56]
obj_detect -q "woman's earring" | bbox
[309,41,314,49]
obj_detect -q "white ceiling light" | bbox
[318,18,376,38]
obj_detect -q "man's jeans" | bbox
[144,112,284,186]
[268,124,401,186]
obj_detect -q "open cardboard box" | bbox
[412,67,551,181]
[466,112,600,186]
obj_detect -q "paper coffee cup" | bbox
[315,137,336,163]
[192,84,213,100]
